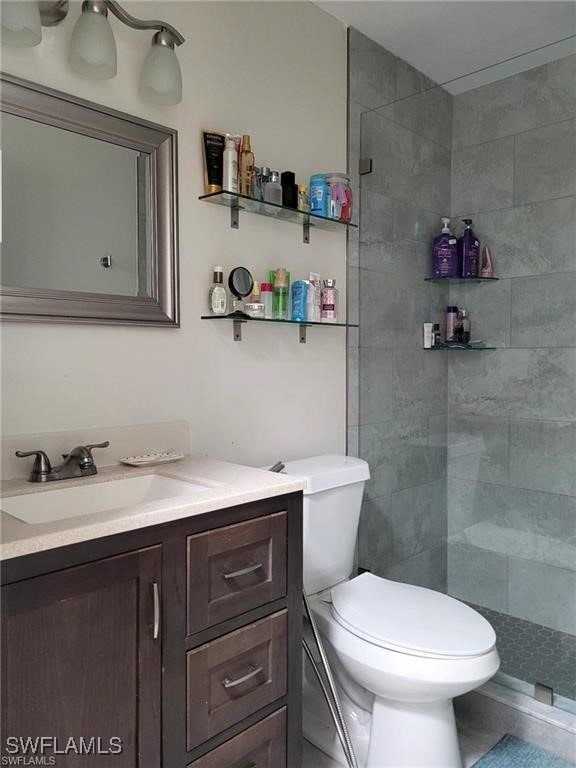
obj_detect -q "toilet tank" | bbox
[281,455,370,595]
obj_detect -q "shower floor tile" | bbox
[471,604,576,701]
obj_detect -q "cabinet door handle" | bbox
[152,582,160,640]
[222,665,263,689]
[222,563,262,580]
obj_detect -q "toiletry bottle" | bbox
[274,267,289,320]
[260,167,271,200]
[455,309,471,343]
[253,167,262,200]
[446,305,458,342]
[291,281,308,322]
[321,279,338,323]
[423,323,433,349]
[261,282,273,319]
[432,218,459,278]
[222,136,239,194]
[208,266,227,315]
[310,174,329,217]
[480,245,494,278]
[433,323,441,347]
[308,272,321,321]
[298,184,309,212]
[239,134,255,197]
[281,171,298,209]
[459,219,480,278]
[264,171,283,207]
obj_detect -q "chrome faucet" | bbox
[15,441,110,483]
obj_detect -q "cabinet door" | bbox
[1,546,161,767]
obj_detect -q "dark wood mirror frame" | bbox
[0,73,180,326]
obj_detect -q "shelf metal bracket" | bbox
[233,319,243,341]
[302,221,311,245]
[230,203,240,230]
[299,324,309,343]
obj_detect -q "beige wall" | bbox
[1,1,348,467]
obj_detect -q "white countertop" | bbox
[0,456,304,561]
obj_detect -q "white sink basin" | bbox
[1,474,210,525]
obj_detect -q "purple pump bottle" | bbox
[432,217,459,278]
[459,219,480,278]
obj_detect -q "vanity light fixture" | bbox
[1,0,185,106]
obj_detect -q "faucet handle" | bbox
[85,441,110,453]
[15,450,52,477]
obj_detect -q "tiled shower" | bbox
[347,28,576,711]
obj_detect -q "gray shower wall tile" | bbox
[348,28,396,110]
[509,419,576,496]
[359,347,447,425]
[447,477,576,541]
[508,558,576,634]
[347,426,359,458]
[347,342,359,428]
[447,414,509,485]
[384,543,447,592]
[358,495,393,574]
[452,55,576,150]
[393,199,444,245]
[448,278,511,348]
[387,479,447,563]
[377,85,453,150]
[360,233,430,277]
[514,118,576,205]
[359,189,395,251]
[448,349,576,421]
[511,272,576,348]
[447,541,508,612]
[359,268,445,349]
[361,110,451,213]
[471,197,576,278]
[360,416,446,499]
[395,57,436,100]
[451,136,514,215]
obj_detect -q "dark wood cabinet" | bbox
[1,546,161,767]
[1,492,303,768]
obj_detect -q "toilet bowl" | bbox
[282,455,500,768]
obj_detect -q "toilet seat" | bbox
[331,572,496,659]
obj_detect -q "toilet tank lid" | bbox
[281,455,370,494]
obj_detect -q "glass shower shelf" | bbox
[201,314,357,343]
[425,277,499,283]
[199,191,357,243]
[426,344,496,351]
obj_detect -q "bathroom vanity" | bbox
[0,458,304,767]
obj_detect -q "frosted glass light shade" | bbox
[69,9,117,80]
[139,44,182,106]
[0,1,41,47]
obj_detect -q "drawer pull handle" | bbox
[152,582,160,640]
[222,665,263,689]
[223,563,263,580]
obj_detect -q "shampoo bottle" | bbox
[208,266,227,315]
[459,219,480,278]
[432,218,459,278]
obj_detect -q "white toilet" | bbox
[282,455,499,768]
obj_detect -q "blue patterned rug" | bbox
[473,735,575,767]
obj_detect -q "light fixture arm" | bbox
[39,0,185,45]
[106,0,185,46]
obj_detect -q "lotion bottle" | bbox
[208,266,227,315]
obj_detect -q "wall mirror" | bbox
[0,73,179,326]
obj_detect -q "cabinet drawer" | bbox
[187,511,287,635]
[186,610,287,751]
[188,708,286,768]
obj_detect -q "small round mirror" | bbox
[228,267,254,299]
